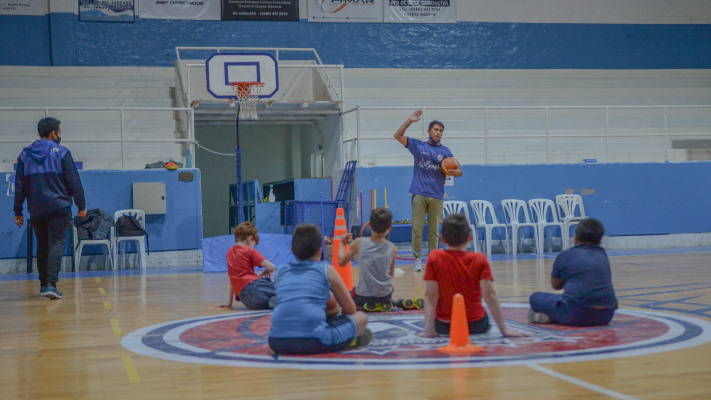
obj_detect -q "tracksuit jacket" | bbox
[14,139,85,219]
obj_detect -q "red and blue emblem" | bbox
[122,304,711,370]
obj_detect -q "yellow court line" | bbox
[103,300,112,310]
[95,277,101,283]
[121,355,141,383]
[98,287,107,295]
[111,319,122,335]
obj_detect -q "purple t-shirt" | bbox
[406,138,453,200]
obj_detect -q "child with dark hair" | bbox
[420,213,526,338]
[528,218,618,326]
[268,224,372,355]
[220,222,276,310]
[338,207,399,312]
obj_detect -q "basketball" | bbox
[441,157,460,176]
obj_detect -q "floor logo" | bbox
[122,304,711,370]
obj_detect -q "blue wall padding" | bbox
[2,169,202,259]
[357,162,711,237]
[1,13,710,69]
[202,233,296,273]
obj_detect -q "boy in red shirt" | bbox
[420,213,526,338]
[220,222,277,310]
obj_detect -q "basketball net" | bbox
[230,82,265,120]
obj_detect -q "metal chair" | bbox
[442,200,478,252]
[113,209,147,270]
[500,199,538,255]
[469,200,509,256]
[528,198,565,253]
[73,224,113,271]
[555,194,587,249]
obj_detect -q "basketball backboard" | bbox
[205,53,278,99]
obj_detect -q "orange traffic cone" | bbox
[438,293,483,354]
[332,208,354,291]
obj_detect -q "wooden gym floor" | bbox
[1,248,710,400]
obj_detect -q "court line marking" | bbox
[122,355,141,383]
[104,300,112,310]
[98,287,106,295]
[527,364,639,400]
[111,319,122,335]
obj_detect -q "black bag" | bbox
[74,208,113,241]
[115,215,150,254]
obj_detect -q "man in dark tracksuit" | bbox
[14,117,87,299]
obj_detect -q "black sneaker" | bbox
[396,297,424,310]
[349,328,373,348]
[363,302,393,312]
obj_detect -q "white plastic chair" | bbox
[556,194,587,249]
[528,198,565,253]
[442,200,478,252]
[469,200,509,256]
[73,224,113,271]
[500,199,538,255]
[113,209,147,270]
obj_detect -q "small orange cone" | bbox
[438,293,483,354]
[332,208,354,291]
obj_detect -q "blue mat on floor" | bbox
[202,233,296,272]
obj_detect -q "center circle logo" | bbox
[122,304,711,370]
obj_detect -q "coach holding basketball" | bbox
[394,110,462,272]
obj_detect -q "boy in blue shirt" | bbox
[528,218,618,326]
[268,224,371,355]
[394,109,462,272]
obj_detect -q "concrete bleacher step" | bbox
[0,87,172,100]
[0,76,175,89]
[343,68,711,165]
[0,66,183,171]
[0,98,174,108]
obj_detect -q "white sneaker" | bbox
[413,258,423,272]
[527,309,551,324]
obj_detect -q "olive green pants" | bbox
[411,194,444,259]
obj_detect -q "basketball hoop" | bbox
[230,81,265,120]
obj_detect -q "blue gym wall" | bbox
[1,169,202,259]
[0,13,710,68]
[356,162,711,237]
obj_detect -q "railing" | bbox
[174,46,344,107]
[342,105,711,166]
[0,107,196,171]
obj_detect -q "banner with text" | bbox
[79,0,135,22]
[140,0,219,20]
[222,0,299,21]
[384,0,456,23]
[0,1,46,15]
[309,0,383,23]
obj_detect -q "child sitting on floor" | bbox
[268,223,372,355]
[420,213,526,338]
[219,222,276,310]
[528,218,618,326]
[338,207,401,312]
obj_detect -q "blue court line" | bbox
[0,266,204,282]
[4,246,710,282]
[617,282,711,293]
